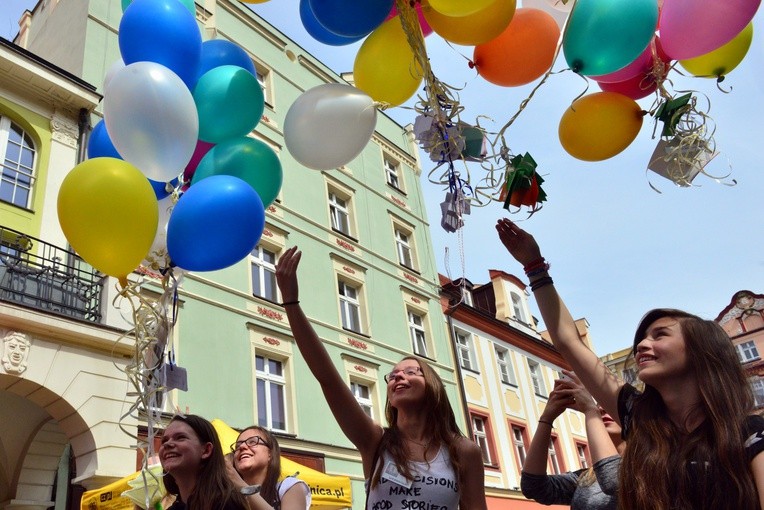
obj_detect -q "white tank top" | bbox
[365,446,460,510]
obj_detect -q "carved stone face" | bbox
[2,332,30,374]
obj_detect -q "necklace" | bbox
[404,436,432,450]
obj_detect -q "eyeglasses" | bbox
[384,367,423,383]
[231,436,271,452]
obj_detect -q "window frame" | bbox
[510,292,527,324]
[576,442,591,469]
[548,434,564,475]
[509,423,529,475]
[0,116,37,209]
[738,340,760,363]
[454,328,477,372]
[394,227,414,269]
[384,156,402,191]
[255,354,287,432]
[528,360,547,397]
[408,309,428,357]
[495,345,517,385]
[470,413,497,467]
[350,380,374,418]
[751,377,764,407]
[250,244,279,302]
[338,279,363,333]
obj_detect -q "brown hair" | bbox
[370,356,465,489]
[618,309,757,510]
[233,426,282,507]
[163,415,248,510]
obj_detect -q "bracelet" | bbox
[281,300,300,307]
[530,276,554,291]
[538,419,554,427]
[523,257,549,275]
[526,266,549,278]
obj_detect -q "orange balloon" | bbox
[422,0,516,46]
[473,8,560,87]
[558,92,644,161]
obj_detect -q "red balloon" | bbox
[386,3,433,36]
[597,72,657,100]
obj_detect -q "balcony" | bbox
[0,226,104,322]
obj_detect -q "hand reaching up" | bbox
[495,219,543,267]
[275,246,301,303]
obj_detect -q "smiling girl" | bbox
[496,219,764,510]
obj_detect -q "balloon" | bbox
[142,194,174,272]
[148,177,179,200]
[521,0,568,29]
[422,0,516,46]
[559,92,644,161]
[104,61,199,183]
[167,175,265,272]
[192,137,283,208]
[88,119,122,159]
[122,0,195,14]
[386,2,433,37]
[57,158,158,281]
[563,0,658,76]
[591,39,654,83]
[354,16,423,106]
[300,0,366,45]
[597,73,657,100]
[119,0,202,88]
[183,140,215,185]
[679,23,753,78]
[103,59,125,92]
[307,0,393,38]
[659,0,760,60]
[473,8,559,87]
[284,83,377,171]
[197,39,257,81]
[194,65,265,143]
[428,0,494,17]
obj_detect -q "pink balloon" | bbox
[385,3,433,37]
[593,36,670,83]
[183,139,214,184]
[597,72,657,100]
[659,0,760,60]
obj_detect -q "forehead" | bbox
[394,359,421,371]
[646,316,681,333]
[238,429,265,441]
[165,420,195,436]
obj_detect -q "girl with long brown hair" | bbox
[275,246,487,509]
[496,218,764,510]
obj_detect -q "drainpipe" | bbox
[446,311,473,438]
[77,108,90,164]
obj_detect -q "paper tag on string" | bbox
[162,363,188,391]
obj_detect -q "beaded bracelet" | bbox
[530,276,554,292]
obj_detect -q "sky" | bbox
[3,1,763,356]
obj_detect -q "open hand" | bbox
[554,370,598,414]
[495,219,542,267]
[275,246,301,303]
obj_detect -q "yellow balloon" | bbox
[57,157,159,280]
[422,0,516,46]
[428,0,494,17]
[354,16,423,107]
[558,92,644,161]
[679,23,753,78]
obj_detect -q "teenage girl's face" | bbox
[634,317,690,385]
[387,359,426,406]
[159,420,212,477]
[599,407,622,437]
[233,429,272,478]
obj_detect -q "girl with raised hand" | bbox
[522,370,624,509]
[496,218,764,510]
[275,246,487,510]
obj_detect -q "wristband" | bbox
[538,419,554,427]
[281,300,300,306]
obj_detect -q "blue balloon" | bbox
[119,0,202,88]
[122,0,195,14]
[197,39,257,82]
[167,175,265,271]
[300,0,365,46]
[148,177,179,200]
[87,119,122,159]
[307,0,393,38]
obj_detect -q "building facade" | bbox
[440,271,595,509]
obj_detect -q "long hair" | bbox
[163,415,248,510]
[371,356,465,489]
[618,309,757,510]
[233,426,282,507]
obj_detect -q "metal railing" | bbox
[0,225,104,322]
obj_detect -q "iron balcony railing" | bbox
[0,225,104,322]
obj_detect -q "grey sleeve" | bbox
[520,471,580,505]
[593,455,621,495]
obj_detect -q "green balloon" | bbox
[192,137,283,207]
[122,0,196,15]
[563,0,659,76]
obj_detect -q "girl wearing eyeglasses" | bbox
[226,426,310,510]
[160,415,248,510]
[275,247,487,510]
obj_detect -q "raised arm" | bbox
[275,247,383,465]
[523,381,569,476]
[496,219,623,419]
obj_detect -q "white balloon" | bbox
[284,83,377,171]
[104,62,199,183]
[103,58,125,92]
[521,0,569,28]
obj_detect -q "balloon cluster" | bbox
[58,0,286,281]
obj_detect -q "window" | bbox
[495,346,517,385]
[576,443,590,469]
[338,280,362,333]
[256,355,286,431]
[737,341,760,362]
[455,329,476,371]
[511,292,527,323]
[351,381,373,418]
[408,310,428,356]
[0,117,36,208]
[254,64,273,106]
[752,378,764,408]
[250,245,278,302]
[384,157,401,190]
[471,415,493,465]
[511,425,528,467]
[622,367,637,384]
[329,191,351,236]
[528,360,547,397]
[549,436,562,474]
[395,228,414,269]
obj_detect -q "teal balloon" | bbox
[194,65,265,143]
[122,0,195,14]
[563,0,659,76]
[192,137,283,207]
